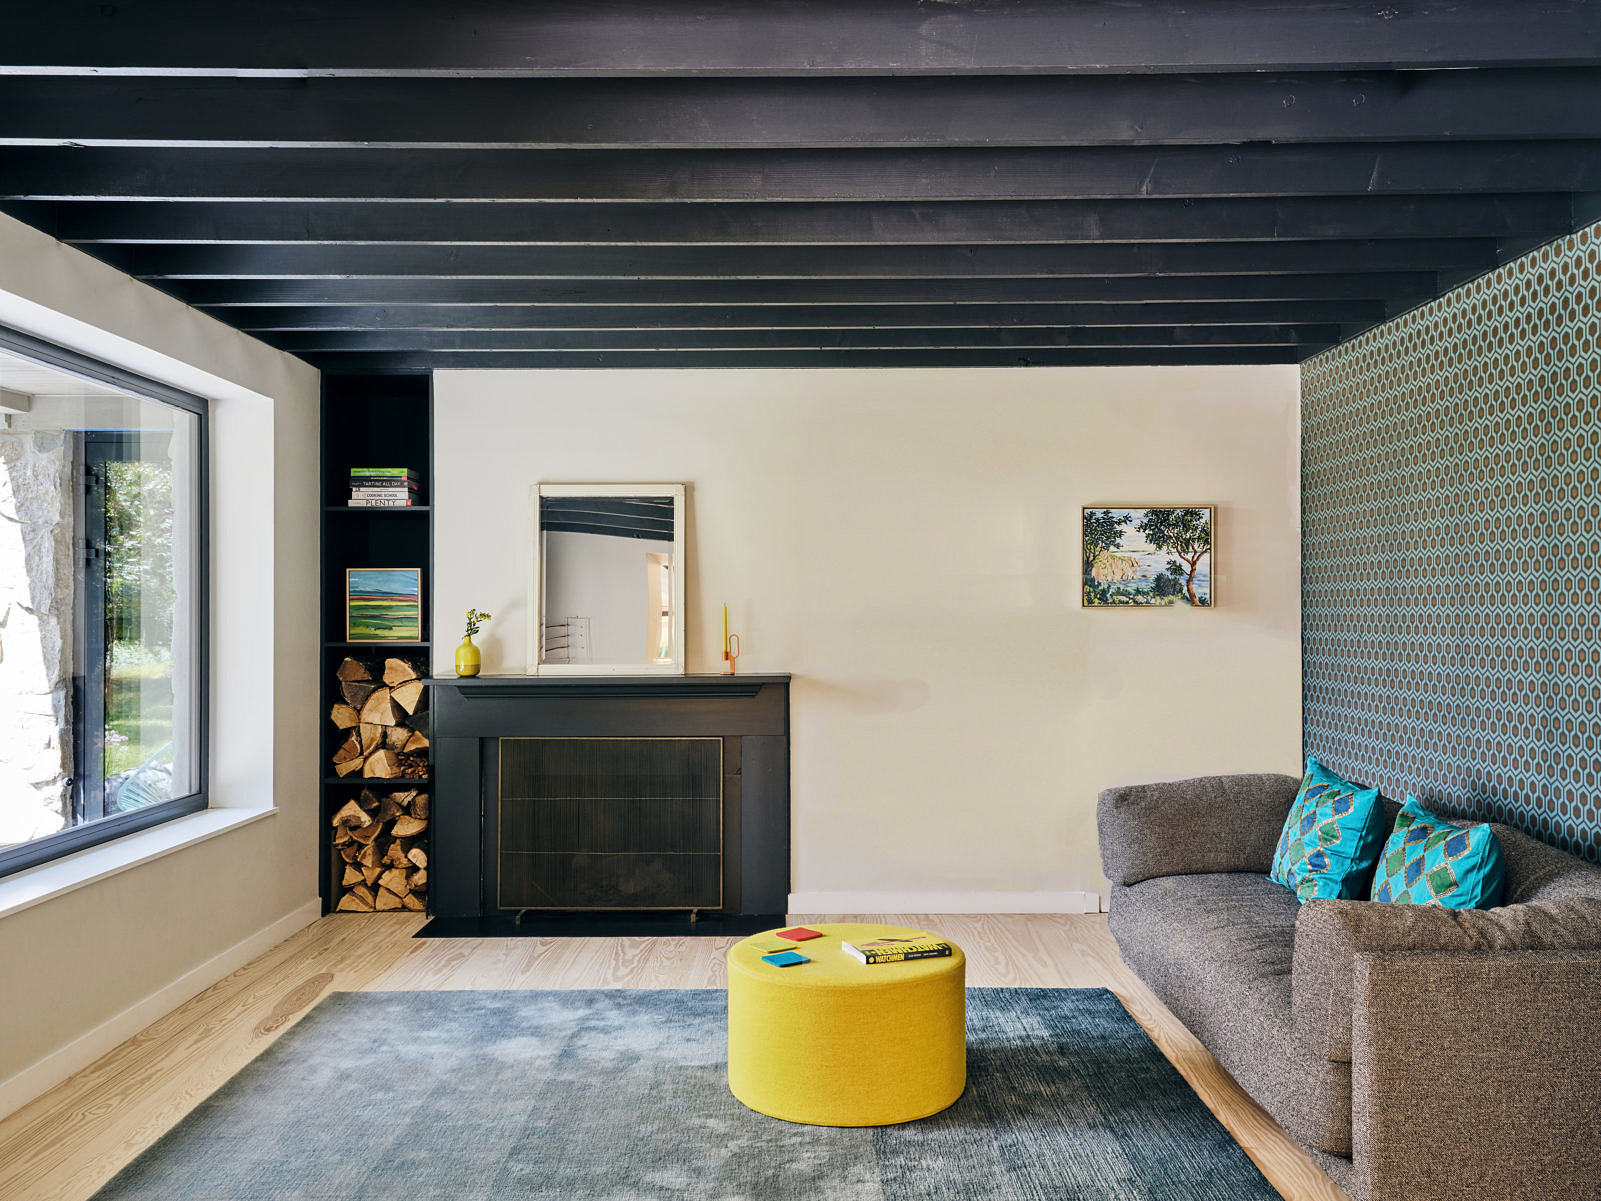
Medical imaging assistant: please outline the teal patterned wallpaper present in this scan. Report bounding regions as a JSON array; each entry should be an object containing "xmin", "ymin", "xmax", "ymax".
[{"xmin": 1302, "ymin": 221, "xmax": 1601, "ymax": 862}]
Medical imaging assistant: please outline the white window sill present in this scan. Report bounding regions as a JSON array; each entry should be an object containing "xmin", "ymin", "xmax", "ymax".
[{"xmin": 0, "ymin": 807, "xmax": 276, "ymax": 922}]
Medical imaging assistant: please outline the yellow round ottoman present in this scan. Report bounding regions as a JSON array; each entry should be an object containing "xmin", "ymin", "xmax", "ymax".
[{"xmin": 726, "ymin": 923, "xmax": 966, "ymax": 1126}]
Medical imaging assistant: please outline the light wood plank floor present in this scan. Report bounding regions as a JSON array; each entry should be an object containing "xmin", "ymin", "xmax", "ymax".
[{"xmin": 0, "ymin": 913, "xmax": 1352, "ymax": 1201}]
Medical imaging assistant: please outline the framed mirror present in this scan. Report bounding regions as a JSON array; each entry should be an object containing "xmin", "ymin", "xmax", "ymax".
[{"xmin": 529, "ymin": 483, "xmax": 686, "ymax": 674}]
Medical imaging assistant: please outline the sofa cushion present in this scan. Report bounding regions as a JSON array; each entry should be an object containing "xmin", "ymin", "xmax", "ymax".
[
  {"xmin": 1098, "ymin": 773, "xmax": 1300, "ymax": 887},
  {"xmin": 1370, "ymin": 797, "xmax": 1505, "ymax": 909},
  {"xmin": 1293, "ymin": 895, "xmax": 1601, "ymax": 1065},
  {"xmin": 1109, "ymin": 874, "xmax": 1355, "ymax": 1154},
  {"xmin": 1269, "ymin": 757, "xmax": 1387, "ymax": 903},
  {"xmin": 1495, "ymin": 823, "xmax": 1601, "ymax": 903}
]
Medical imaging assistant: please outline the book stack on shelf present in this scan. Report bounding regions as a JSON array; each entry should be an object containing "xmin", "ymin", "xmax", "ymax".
[{"xmin": 348, "ymin": 467, "xmax": 421, "ymax": 508}]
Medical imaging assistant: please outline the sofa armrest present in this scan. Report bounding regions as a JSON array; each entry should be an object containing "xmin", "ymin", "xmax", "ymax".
[
  {"xmin": 1096, "ymin": 773, "xmax": 1299, "ymax": 886},
  {"xmin": 1351, "ymin": 950, "xmax": 1601, "ymax": 1201},
  {"xmin": 1294, "ymin": 897, "xmax": 1601, "ymax": 1063}
]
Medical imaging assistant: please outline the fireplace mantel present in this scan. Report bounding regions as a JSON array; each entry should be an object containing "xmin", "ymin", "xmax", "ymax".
[{"xmin": 426, "ymin": 674, "xmax": 790, "ymax": 919}]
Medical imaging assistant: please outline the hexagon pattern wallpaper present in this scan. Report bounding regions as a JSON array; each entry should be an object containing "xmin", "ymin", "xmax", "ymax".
[{"xmin": 1302, "ymin": 220, "xmax": 1601, "ymax": 863}]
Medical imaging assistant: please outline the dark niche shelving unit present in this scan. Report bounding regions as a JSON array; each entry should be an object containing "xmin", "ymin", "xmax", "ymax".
[{"xmin": 319, "ymin": 373, "xmax": 434, "ymax": 914}]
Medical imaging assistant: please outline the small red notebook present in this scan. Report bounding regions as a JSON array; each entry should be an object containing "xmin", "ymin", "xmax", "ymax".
[{"xmin": 776, "ymin": 926, "xmax": 824, "ymax": 942}]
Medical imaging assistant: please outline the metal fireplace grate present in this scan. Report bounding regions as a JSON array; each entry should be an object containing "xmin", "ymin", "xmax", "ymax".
[{"xmin": 497, "ymin": 737, "xmax": 722, "ymax": 911}]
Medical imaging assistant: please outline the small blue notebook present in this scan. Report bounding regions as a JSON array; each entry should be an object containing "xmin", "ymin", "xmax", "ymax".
[{"xmin": 761, "ymin": 951, "xmax": 810, "ymax": 967}]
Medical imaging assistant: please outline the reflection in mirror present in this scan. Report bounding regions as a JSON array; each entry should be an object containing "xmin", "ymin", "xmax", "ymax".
[{"xmin": 536, "ymin": 489, "xmax": 684, "ymax": 673}]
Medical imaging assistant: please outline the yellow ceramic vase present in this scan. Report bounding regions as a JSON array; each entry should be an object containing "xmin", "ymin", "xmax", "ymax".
[{"xmin": 454, "ymin": 634, "xmax": 481, "ymax": 677}]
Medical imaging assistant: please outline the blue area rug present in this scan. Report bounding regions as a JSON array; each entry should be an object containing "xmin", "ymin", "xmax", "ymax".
[{"xmin": 94, "ymin": 988, "xmax": 1278, "ymax": 1200}]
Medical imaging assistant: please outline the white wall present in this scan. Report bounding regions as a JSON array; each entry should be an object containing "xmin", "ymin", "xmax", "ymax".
[
  {"xmin": 435, "ymin": 367, "xmax": 1301, "ymax": 910},
  {"xmin": 0, "ymin": 212, "xmax": 321, "ymax": 1108}
]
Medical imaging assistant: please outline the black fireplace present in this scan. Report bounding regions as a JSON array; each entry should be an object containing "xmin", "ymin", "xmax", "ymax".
[{"xmin": 427, "ymin": 675, "xmax": 790, "ymax": 920}]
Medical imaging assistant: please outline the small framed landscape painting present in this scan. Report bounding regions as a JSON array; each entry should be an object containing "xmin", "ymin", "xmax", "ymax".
[
  {"xmin": 1082, "ymin": 507, "xmax": 1214, "ymax": 608},
  {"xmin": 346, "ymin": 567, "xmax": 423, "ymax": 641}
]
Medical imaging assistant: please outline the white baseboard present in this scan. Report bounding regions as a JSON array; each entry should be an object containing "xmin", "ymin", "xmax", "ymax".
[
  {"xmin": 787, "ymin": 890, "xmax": 1104, "ymax": 915},
  {"xmin": 0, "ymin": 897, "xmax": 321, "ymax": 1121}
]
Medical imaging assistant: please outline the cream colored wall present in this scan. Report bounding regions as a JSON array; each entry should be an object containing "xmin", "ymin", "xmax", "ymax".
[
  {"xmin": 434, "ymin": 367, "xmax": 1302, "ymax": 908},
  {"xmin": 0, "ymin": 213, "xmax": 321, "ymax": 1103}
]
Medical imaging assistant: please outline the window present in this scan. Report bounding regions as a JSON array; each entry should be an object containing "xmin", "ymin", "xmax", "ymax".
[{"xmin": 0, "ymin": 328, "xmax": 206, "ymax": 877}]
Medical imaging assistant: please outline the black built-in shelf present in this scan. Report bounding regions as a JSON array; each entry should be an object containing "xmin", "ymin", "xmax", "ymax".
[{"xmin": 319, "ymin": 373, "xmax": 434, "ymax": 914}]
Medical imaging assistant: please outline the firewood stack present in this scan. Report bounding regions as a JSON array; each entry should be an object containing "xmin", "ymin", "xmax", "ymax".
[
  {"xmin": 331, "ymin": 788, "xmax": 430, "ymax": 911},
  {"xmin": 328, "ymin": 656, "xmax": 429, "ymax": 779}
]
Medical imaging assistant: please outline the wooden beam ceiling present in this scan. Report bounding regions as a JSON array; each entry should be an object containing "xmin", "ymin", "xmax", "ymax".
[{"xmin": 0, "ymin": 1, "xmax": 1594, "ymax": 371}]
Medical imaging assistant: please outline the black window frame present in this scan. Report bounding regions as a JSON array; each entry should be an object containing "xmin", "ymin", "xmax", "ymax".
[{"xmin": 0, "ymin": 325, "xmax": 209, "ymax": 879}]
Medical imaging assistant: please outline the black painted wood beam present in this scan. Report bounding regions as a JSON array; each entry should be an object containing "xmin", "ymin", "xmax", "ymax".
[
  {"xmin": 14, "ymin": 196, "xmax": 1568, "ymax": 246},
  {"xmin": 94, "ymin": 239, "xmax": 1498, "ymax": 281},
  {"xmin": 171, "ymin": 273, "xmax": 1435, "ymax": 307},
  {"xmin": 263, "ymin": 325, "xmax": 1341, "ymax": 353},
  {"xmin": 297, "ymin": 348, "xmax": 1308, "ymax": 370},
  {"xmin": 5, "ymin": 1, "xmax": 1596, "ymax": 76},
  {"xmin": 5, "ymin": 70, "xmax": 1600, "ymax": 148},
  {"xmin": 225, "ymin": 300, "xmax": 1387, "ymax": 332},
  {"xmin": 7, "ymin": 144, "xmax": 1601, "ymax": 202}
]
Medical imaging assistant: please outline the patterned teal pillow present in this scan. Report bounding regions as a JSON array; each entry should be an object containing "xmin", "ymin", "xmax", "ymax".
[
  {"xmin": 1370, "ymin": 797, "xmax": 1505, "ymax": 909},
  {"xmin": 1269, "ymin": 757, "xmax": 1387, "ymax": 903}
]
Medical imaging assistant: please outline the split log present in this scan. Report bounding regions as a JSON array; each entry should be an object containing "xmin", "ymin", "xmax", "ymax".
[
  {"xmin": 332, "ymin": 799, "xmax": 371, "ymax": 830},
  {"xmin": 341, "ymin": 863, "xmax": 363, "ymax": 887},
  {"xmin": 334, "ymin": 757, "xmax": 366, "ymax": 778},
  {"xmin": 384, "ymin": 725, "xmax": 411, "ymax": 752},
  {"xmin": 359, "ymin": 724, "xmax": 386, "ymax": 757},
  {"xmin": 362, "ymin": 862, "xmax": 384, "ymax": 887},
  {"xmin": 378, "ymin": 866, "xmax": 412, "ymax": 896},
  {"xmin": 412, "ymin": 793, "xmax": 430, "ymax": 820},
  {"xmin": 331, "ymin": 733, "xmax": 363, "ymax": 766},
  {"xmin": 336, "ymin": 657, "xmax": 372, "ymax": 682},
  {"xmin": 401, "ymin": 729, "xmax": 430, "ymax": 753},
  {"xmin": 408, "ymin": 846, "xmax": 428, "ymax": 869},
  {"xmin": 330, "ymin": 703, "xmax": 360, "ymax": 730},
  {"xmin": 341, "ymin": 679, "xmax": 377, "ymax": 708},
  {"xmin": 337, "ymin": 883, "xmax": 376, "ymax": 912},
  {"xmin": 340, "ymin": 842, "xmax": 360, "ymax": 863},
  {"xmin": 375, "ymin": 887, "xmax": 405, "ymax": 911},
  {"xmin": 364, "ymin": 749, "xmax": 401, "ymax": 779},
  {"xmin": 356, "ymin": 841, "xmax": 383, "ymax": 872},
  {"xmin": 402, "ymin": 892, "xmax": 426, "ymax": 911},
  {"xmin": 383, "ymin": 657, "xmax": 420, "ymax": 686},
  {"xmin": 391, "ymin": 814, "xmax": 428, "ymax": 838},
  {"xmin": 409, "ymin": 868, "xmax": 428, "ymax": 891},
  {"xmin": 332, "ymin": 825, "xmax": 354, "ymax": 847},
  {"xmin": 385, "ymin": 840, "xmax": 413, "ymax": 869},
  {"xmin": 359, "ymin": 688, "xmax": 404, "ymax": 727},
  {"xmin": 391, "ymin": 679, "xmax": 425, "ymax": 714},
  {"xmin": 376, "ymin": 793, "xmax": 405, "ymax": 823}
]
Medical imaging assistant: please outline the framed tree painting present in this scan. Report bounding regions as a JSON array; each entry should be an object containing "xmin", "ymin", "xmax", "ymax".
[
  {"xmin": 1082, "ymin": 507, "xmax": 1214, "ymax": 608},
  {"xmin": 346, "ymin": 567, "xmax": 423, "ymax": 640}
]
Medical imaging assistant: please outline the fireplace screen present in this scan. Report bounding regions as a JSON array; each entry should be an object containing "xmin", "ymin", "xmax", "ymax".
[{"xmin": 497, "ymin": 737, "xmax": 722, "ymax": 911}]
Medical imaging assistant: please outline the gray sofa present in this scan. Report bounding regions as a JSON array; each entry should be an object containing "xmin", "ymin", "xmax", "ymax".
[{"xmin": 1097, "ymin": 772, "xmax": 1601, "ymax": 1201}]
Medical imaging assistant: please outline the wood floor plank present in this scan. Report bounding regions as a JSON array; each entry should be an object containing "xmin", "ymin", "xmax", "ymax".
[{"xmin": 0, "ymin": 911, "xmax": 1350, "ymax": 1201}]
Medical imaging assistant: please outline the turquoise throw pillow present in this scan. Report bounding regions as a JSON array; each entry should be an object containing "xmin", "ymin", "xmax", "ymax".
[
  {"xmin": 1269, "ymin": 757, "xmax": 1387, "ymax": 903},
  {"xmin": 1370, "ymin": 797, "xmax": 1505, "ymax": 909}
]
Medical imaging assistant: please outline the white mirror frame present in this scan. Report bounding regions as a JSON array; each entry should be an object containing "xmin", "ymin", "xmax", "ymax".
[{"xmin": 528, "ymin": 482, "xmax": 687, "ymax": 675}]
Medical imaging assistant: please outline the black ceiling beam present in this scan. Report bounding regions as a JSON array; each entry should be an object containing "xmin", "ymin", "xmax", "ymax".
[
  {"xmin": 5, "ymin": 1, "xmax": 1596, "ymax": 76},
  {"xmin": 96, "ymin": 239, "xmax": 1498, "ymax": 282},
  {"xmin": 225, "ymin": 300, "xmax": 1387, "ymax": 332},
  {"xmin": 172, "ymin": 273, "xmax": 1434, "ymax": 307},
  {"xmin": 6, "ymin": 70, "xmax": 1601, "ymax": 149},
  {"xmin": 261, "ymin": 325, "xmax": 1340, "ymax": 353},
  {"xmin": 297, "ymin": 347, "xmax": 1306, "ymax": 370},
  {"xmin": 14, "ymin": 196, "xmax": 1569, "ymax": 246},
  {"xmin": 8, "ymin": 144, "xmax": 1601, "ymax": 202}
]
